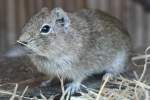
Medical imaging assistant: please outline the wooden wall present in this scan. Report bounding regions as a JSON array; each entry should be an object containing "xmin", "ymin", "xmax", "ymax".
[{"xmin": 0, "ymin": 0, "xmax": 150, "ymax": 53}]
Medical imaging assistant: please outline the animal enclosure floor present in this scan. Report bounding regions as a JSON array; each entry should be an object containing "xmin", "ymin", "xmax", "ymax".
[{"xmin": 0, "ymin": 56, "xmax": 149, "ymax": 99}]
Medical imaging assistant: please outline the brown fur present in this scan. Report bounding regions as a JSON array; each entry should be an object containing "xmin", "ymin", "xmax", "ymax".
[{"xmin": 18, "ymin": 7, "xmax": 131, "ymax": 92}]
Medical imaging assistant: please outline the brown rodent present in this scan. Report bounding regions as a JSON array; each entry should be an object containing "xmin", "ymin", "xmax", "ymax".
[{"xmin": 17, "ymin": 7, "xmax": 131, "ymax": 93}]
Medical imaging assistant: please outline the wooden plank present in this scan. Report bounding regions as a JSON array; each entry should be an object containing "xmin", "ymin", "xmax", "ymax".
[
  {"xmin": 15, "ymin": 0, "xmax": 26, "ymax": 38},
  {"xmin": 6, "ymin": 0, "xmax": 16, "ymax": 46},
  {"xmin": 0, "ymin": 0, "xmax": 7, "ymax": 52}
]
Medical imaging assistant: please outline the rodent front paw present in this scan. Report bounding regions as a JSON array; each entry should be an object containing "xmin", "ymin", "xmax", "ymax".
[{"xmin": 65, "ymin": 82, "xmax": 81, "ymax": 94}]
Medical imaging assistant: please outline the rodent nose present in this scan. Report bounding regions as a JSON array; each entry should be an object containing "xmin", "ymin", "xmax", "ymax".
[{"xmin": 17, "ymin": 41, "xmax": 28, "ymax": 46}]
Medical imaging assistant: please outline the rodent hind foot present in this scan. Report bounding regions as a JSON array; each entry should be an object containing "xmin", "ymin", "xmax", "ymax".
[{"xmin": 102, "ymin": 73, "xmax": 113, "ymax": 81}]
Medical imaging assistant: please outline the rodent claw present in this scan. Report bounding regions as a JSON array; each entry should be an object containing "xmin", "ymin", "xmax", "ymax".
[{"xmin": 65, "ymin": 82, "xmax": 81, "ymax": 94}]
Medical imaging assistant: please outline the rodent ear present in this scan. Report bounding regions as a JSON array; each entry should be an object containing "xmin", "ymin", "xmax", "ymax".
[{"xmin": 51, "ymin": 8, "xmax": 70, "ymax": 32}]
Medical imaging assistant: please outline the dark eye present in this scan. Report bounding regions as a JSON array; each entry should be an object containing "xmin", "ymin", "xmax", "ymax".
[{"xmin": 40, "ymin": 24, "xmax": 51, "ymax": 34}]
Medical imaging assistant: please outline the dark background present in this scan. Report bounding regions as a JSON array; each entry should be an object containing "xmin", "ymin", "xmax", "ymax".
[{"xmin": 0, "ymin": 0, "xmax": 150, "ymax": 54}]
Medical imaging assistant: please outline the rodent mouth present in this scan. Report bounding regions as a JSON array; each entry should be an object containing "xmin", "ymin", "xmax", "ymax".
[
  {"xmin": 16, "ymin": 40, "xmax": 34, "ymax": 55},
  {"xmin": 17, "ymin": 41, "xmax": 50, "ymax": 57}
]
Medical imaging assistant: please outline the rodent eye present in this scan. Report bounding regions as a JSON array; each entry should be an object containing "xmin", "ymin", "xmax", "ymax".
[{"xmin": 40, "ymin": 24, "xmax": 51, "ymax": 35}]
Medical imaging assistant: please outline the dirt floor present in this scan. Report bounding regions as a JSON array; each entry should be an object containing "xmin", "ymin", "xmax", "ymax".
[{"xmin": 0, "ymin": 55, "xmax": 149, "ymax": 99}]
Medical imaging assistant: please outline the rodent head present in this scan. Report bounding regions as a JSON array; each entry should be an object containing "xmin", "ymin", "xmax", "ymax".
[{"xmin": 17, "ymin": 7, "xmax": 81, "ymax": 58}]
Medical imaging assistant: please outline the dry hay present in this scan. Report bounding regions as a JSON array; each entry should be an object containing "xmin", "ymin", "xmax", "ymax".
[{"xmin": 0, "ymin": 46, "xmax": 150, "ymax": 100}]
